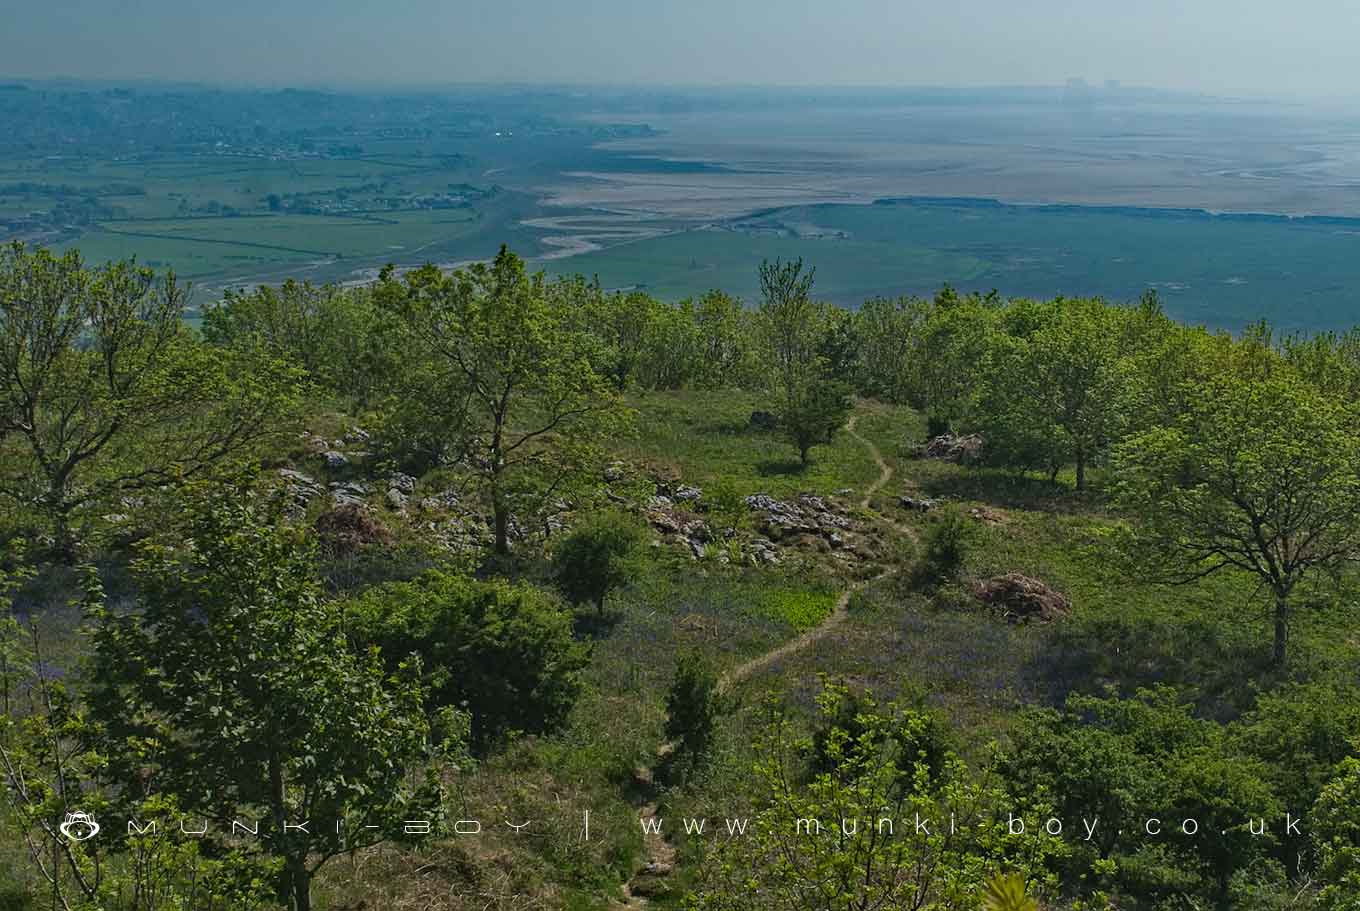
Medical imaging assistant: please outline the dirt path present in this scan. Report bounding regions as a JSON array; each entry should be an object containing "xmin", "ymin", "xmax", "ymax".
[
  {"xmin": 720, "ymin": 414, "xmax": 912, "ymax": 692},
  {"xmin": 617, "ymin": 411, "xmax": 918, "ymax": 908}
]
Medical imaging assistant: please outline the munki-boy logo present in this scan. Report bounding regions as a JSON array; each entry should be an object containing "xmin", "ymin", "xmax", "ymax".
[{"xmin": 58, "ymin": 812, "xmax": 100, "ymax": 842}]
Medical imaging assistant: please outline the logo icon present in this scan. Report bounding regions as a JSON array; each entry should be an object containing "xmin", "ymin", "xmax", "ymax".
[{"xmin": 59, "ymin": 811, "xmax": 100, "ymax": 842}]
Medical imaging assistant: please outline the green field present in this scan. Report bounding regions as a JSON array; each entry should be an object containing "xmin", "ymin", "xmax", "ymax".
[{"xmin": 550, "ymin": 199, "xmax": 1360, "ymax": 331}]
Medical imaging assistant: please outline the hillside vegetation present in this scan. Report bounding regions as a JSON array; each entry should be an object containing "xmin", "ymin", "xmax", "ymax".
[{"xmin": 3, "ymin": 241, "xmax": 1360, "ymax": 911}]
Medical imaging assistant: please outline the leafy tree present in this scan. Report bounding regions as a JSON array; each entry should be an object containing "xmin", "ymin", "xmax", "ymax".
[
  {"xmin": 757, "ymin": 257, "xmax": 821, "ymax": 409},
  {"xmin": 1232, "ymin": 681, "xmax": 1360, "ymax": 829},
  {"xmin": 662, "ymin": 651, "xmax": 724, "ymax": 780},
  {"xmin": 782, "ymin": 379, "xmax": 853, "ymax": 465},
  {"xmin": 1001, "ymin": 688, "xmax": 1283, "ymax": 901},
  {"xmin": 1112, "ymin": 372, "xmax": 1360, "ymax": 666},
  {"xmin": 203, "ymin": 279, "xmax": 397, "ymax": 406},
  {"xmin": 639, "ymin": 297, "xmax": 702, "ymax": 390},
  {"xmin": 89, "ymin": 487, "xmax": 439, "ymax": 911},
  {"xmin": 1, "ymin": 555, "xmax": 269, "ymax": 910},
  {"xmin": 0, "ymin": 243, "xmax": 303, "ymax": 558},
  {"xmin": 692, "ymin": 290, "xmax": 758, "ymax": 389},
  {"xmin": 852, "ymin": 295, "xmax": 927, "ymax": 403},
  {"xmin": 911, "ymin": 505, "xmax": 975, "ymax": 590},
  {"xmin": 595, "ymin": 289, "xmax": 658, "ymax": 391},
  {"xmin": 754, "ymin": 259, "xmax": 851, "ymax": 463},
  {"xmin": 343, "ymin": 570, "xmax": 588, "ymax": 747},
  {"xmin": 1314, "ymin": 755, "xmax": 1360, "ymax": 910},
  {"xmin": 977, "ymin": 298, "xmax": 1131, "ymax": 489},
  {"xmin": 389, "ymin": 247, "xmax": 630, "ymax": 554},
  {"xmin": 909, "ymin": 288, "xmax": 999, "ymax": 429},
  {"xmin": 689, "ymin": 683, "xmax": 1061, "ymax": 911},
  {"xmin": 553, "ymin": 510, "xmax": 645, "ymax": 616}
]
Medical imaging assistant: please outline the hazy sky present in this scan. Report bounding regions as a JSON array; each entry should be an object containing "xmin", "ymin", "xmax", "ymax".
[{"xmin": 3, "ymin": 0, "xmax": 1358, "ymax": 99}]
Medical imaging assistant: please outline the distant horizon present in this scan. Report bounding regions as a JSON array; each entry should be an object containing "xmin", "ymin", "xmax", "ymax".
[
  {"xmin": 7, "ymin": 75, "xmax": 1353, "ymax": 113},
  {"xmin": 4, "ymin": 0, "xmax": 1360, "ymax": 104}
]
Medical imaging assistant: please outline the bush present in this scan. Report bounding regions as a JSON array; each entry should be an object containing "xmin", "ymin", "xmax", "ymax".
[
  {"xmin": 554, "ymin": 511, "xmax": 646, "ymax": 615},
  {"xmin": 809, "ymin": 682, "xmax": 952, "ymax": 790},
  {"xmin": 344, "ymin": 571, "xmax": 589, "ymax": 746},
  {"xmin": 912, "ymin": 505, "xmax": 973, "ymax": 588},
  {"xmin": 663, "ymin": 651, "xmax": 725, "ymax": 781},
  {"xmin": 925, "ymin": 412, "xmax": 951, "ymax": 439},
  {"xmin": 780, "ymin": 379, "xmax": 854, "ymax": 465},
  {"xmin": 1314, "ymin": 755, "xmax": 1360, "ymax": 910}
]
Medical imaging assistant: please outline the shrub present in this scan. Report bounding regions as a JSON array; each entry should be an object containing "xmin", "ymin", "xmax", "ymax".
[
  {"xmin": 554, "ymin": 511, "xmax": 646, "ymax": 616},
  {"xmin": 1314, "ymin": 755, "xmax": 1360, "ymax": 910},
  {"xmin": 912, "ymin": 505, "xmax": 973, "ymax": 588},
  {"xmin": 925, "ymin": 412, "xmax": 951, "ymax": 439},
  {"xmin": 809, "ymin": 682, "xmax": 952, "ymax": 790},
  {"xmin": 343, "ymin": 571, "xmax": 588, "ymax": 746},
  {"xmin": 663, "ymin": 651, "xmax": 725, "ymax": 781}
]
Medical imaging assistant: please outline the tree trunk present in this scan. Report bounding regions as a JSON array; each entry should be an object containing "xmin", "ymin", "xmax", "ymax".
[
  {"xmin": 289, "ymin": 860, "xmax": 311, "ymax": 911},
  {"xmin": 1074, "ymin": 450, "xmax": 1087, "ymax": 491},
  {"xmin": 47, "ymin": 479, "xmax": 77, "ymax": 563},
  {"xmin": 1273, "ymin": 594, "xmax": 1289, "ymax": 667},
  {"xmin": 493, "ymin": 500, "xmax": 510, "ymax": 556}
]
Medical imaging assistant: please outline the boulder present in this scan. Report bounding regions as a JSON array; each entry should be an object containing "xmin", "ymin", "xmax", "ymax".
[
  {"xmin": 328, "ymin": 480, "xmax": 370, "ymax": 508},
  {"xmin": 322, "ymin": 450, "xmax": 349, "ymax": 470},
  {"xmin": 278, "ymin": 469, "xmax": 323, "ymax": 507},
  {"xmin": 387, "ymin": 472, "xmax": 417, "ymax": 494},
  {"xmin": 385, "ymin": 488, "xmax": 409, "ymax": 511},
  {"xmin": 970, "ymin": 574, "xmax": 1070, "ymax": 623},
  {"xmin": 919, "ymin": 433, "xmax": 984, "ymax": 464},
  {"xmin": 673, "ymin": 485, "xmax": 703, "ymax": 503},
  {"xmin": 748, "ymin": 538, "xmax": 781, "ymax": 565},
  {"xmin": 899, "ymin": 495, "xmax": 941, "ymax": 512}
]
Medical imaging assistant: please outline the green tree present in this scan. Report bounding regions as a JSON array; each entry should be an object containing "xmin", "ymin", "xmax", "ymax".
[
  {"xmin": 755, "ymin": 259, "xmax": 850, "ymax": 463},
  {"xmin": 596, "ymin": 289, "xmax": 658, "ymax": 391},
  {"xmin": 89, "ymin": 488, "xmax": 439, "ymax": 911},
  {"xmin": 692, "ymin": 290, "xmax": 758, "ymax": 389},
  {"xmin": 1, "ymin": 555, "xmax": 269, "ymax": 910},
  {"xmin": 390, "ymin": 247, "xmax": 630, "ymax": 555},
  {"xmin": 782, "ymin": 379, "xmax": 853, "ymax": 465},
  {"xmin": 639, "ymin": 298, "xmax": 702, "ymax": 390},
  {"xmin": 757, "ymin": 257, "xmax": 821, "ymax": 410},
  {"xmin": 852, "ymin": 295, "xmax": 927, "ymax": 403},
  {"xmin": 912, "ymin": 505, "xmax": 975, "ymax": 590},
  {"xmin": 343, "ymin": 570, "xmax": 588, "ymax": 747},
  {"xmin": 1314, "ymin": 754, "xmax": 1360, "ymax": 910},
  {"xmin": 203, "ymin": 279, "xmax": 397, "ymax": 406},
  {"xmin": 688, "ymin": 683, "xmax": 1061, "ymax": 911},
  {"xmin": 553, "ymin": 510, "xmax": 645, "ymax": 616},
  {"xmin": 0, "ymin": 243, "xmax": 303, "ymax": 558},
  {"xmin": 1112, "ymin": 372, "xmax": 1360, "ymax": 666},
  {"xmin": 910, "ymin": 288, "xmax": 999, "ymax": 429},
  {"xmin": 978, "ymin": 298, "xmax": 1131, "ymax": 489},
  {"xmin": 1001, "ymin": 688, "xmax": 1281, "ymax": 900},
  {"xmin": 663, "ymin": 651, "xmax": 724, "ymax": 780}
]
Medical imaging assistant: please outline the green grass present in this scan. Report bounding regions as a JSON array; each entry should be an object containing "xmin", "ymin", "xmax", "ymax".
[{"xmin": 617, "ymin": 389, "xmax": 917, "ymax": 500}]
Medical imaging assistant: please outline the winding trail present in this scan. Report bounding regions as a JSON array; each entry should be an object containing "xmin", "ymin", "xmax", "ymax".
[
  {"xmin": 720, "ymin": 415, "xmax": 908, "ymax": 691},
  {"xmin": 618, "ymin": 411, "xmax": 918, "ymax": 908}
]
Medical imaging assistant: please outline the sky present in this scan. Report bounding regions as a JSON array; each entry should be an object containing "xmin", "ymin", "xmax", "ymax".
[{"xmin": 2, "ymin": 0, "xmax": 1358, "ymax": 100}]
